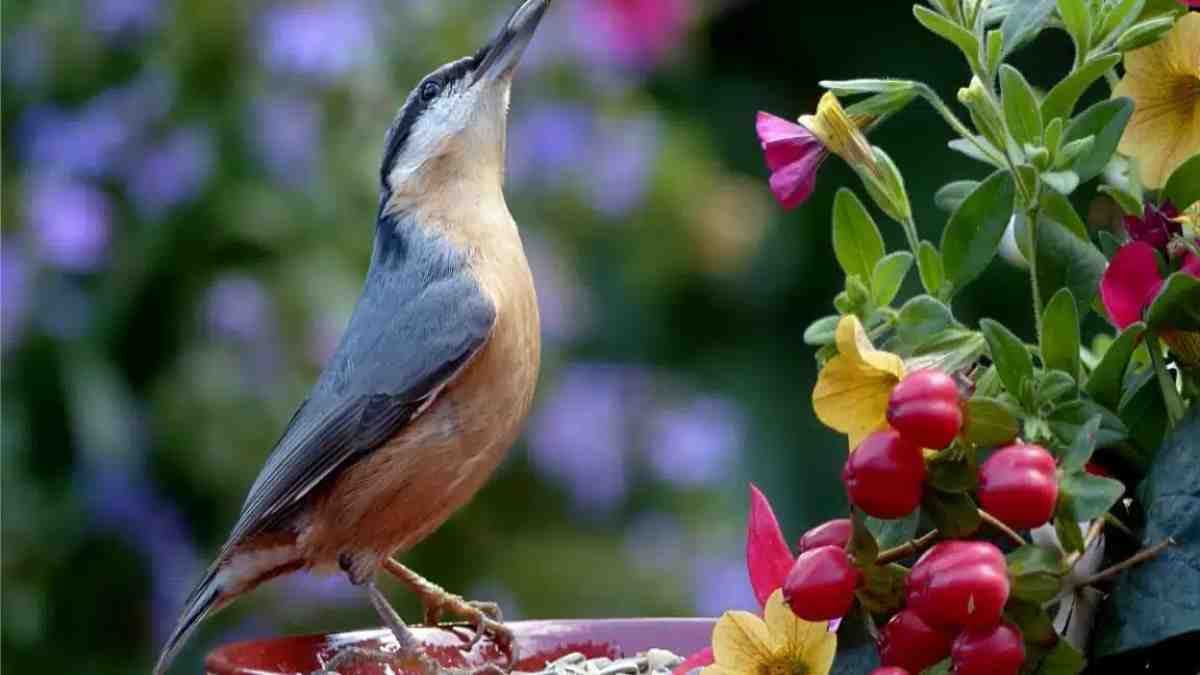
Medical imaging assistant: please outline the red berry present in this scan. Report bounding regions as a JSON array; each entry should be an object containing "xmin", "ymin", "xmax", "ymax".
[
  {"xmin": 878, "ymin": 609, "xmax": 954, "ymax": 673},
  {"xmin": 951, "ymin": 621, "xmax": 1026, "ymax": 675},
  {"xmin": 843, "ymin": 430, "xmax": 926, "ymax": 519},
  {"xmin": 782, "ymin": 545, "xmax": 861, "ymax": 621},
  {"xmin": 1085, "ymin": 461, "xmax": 1111, "ymax": 477},
  {"xmin": 887, "ymin": 369, "xmax": 963, "ymax": 449},
  {"xmin": 870, "ymin": 669, "xmax": 911, "ymax": 675},
  {"xmin": 906, "ymin": 541, "xmax": 1009, "ymax": 630},
  {"xmin": 797, "ymin": 518, "xmax": 852, "ymax": 553},
  {"xmin": 978, "ymin": 444, "xmax": 1059, "ymax": 530}
]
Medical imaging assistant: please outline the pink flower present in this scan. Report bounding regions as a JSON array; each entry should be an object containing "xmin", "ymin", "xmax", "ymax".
[
  {"xmin": 756, "ymin": 111, "xmax": 828, "ymax": 209},
  {"xmin": 674, "ymin": 485, "xmax": 842, "ymax": 674},
  {"xmin": 1123, "ymin": 201, "xmax": 1181, "ymax": 253},
  {"xmin": 1100, "ymin": 241, "xmax": 1200, "ymax": 329},
  {"xmin": 574, "ymin": 0, "xmax": 690, "ymax": 70}
]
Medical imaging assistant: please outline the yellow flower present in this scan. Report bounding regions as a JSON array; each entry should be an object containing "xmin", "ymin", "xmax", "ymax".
[
  {"xmin": 812, "ymin": 315, "xmax": 905, "ymax": 450},
  {"xmin": 701, "ymin": 590, "xmax": 837, "ymax": 675},
  {"xmin": 1112, "ymin": 12, "xmax": 1200, "ymax": 189},
  {"xmin": 799, "ymin": 92, "xmax": 877, "ymax": 174}
]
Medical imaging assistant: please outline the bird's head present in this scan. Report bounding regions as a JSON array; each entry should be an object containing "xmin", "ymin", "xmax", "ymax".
[{"xmin": 379, "ymin": 0, "xmax": 550, "ymax": 212}]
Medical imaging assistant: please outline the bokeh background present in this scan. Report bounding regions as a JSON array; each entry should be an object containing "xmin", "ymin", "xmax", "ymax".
[{"xmin": 2, "ymin": 1, "xmax": 1071, "ymax": 672}]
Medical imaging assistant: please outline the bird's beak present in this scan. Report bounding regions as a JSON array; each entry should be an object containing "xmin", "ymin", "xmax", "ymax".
[{"xmin": 473, "ymin": 0, "xmax": 552, "ymax": 84}]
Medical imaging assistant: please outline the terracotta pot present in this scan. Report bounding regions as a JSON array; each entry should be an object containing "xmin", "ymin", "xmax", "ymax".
[{"xmin": 207, "ymin": 618, "xmax": 716, "ymax": 674}]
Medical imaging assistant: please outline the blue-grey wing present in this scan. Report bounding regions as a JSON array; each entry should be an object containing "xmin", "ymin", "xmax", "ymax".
[{"xmin": 224, "ymin": 218, "xmax": 496, "ymax": 546}]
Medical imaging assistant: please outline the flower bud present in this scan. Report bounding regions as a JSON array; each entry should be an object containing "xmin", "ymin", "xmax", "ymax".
[
  {"xmin": 857, "ymin": 146, "xmax": 912, "ymax": 225},
  {"xmin": 800, "ymin": 92, "xmax": 877, "ymax": 175},
  {"xmin": 958, "ymin": 77, "xmax": 1009, "ymax": 153}
]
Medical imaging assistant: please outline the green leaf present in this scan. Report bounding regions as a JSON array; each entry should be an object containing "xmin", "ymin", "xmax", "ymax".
[
  {"xmin": 1053, "ymin": 511, "xmax": 1086, "ymax": 554},
  {"xmin": 1056, "ymin": 0, "xmax": 1092, "ymax": 53},
  {"xmin": 1034, "ymin": 639, "xmax": 1086, "ymax": 675},
  {"xmin": 1000, "ymin": 65, "xmax": 1043, "ymax": 146},
  {"xmin": 1162, "ymin": 154, "xmax": 1200, "ymax": 210},
  {"xmin": 903, "ymin": 330, "xmax": 988, "ymax": 375},
  {"xmin": 926, "ymin": 447, "xmax": 979, "ymax": 493},
  {"xmin": 1008, "ymin": 544, "xmax": 1066, "ymax": 603},
  {"xmin": 1115, "ymin": 15, "xmax": 1177, "ymax": 50},
  {"xmin": 1041, "ymin": 170, "xmax": 1080, "ymax": 195},
  {"xmin": 1028, "ymin": 215, "xmax": 1107, "ymax": 309},
  {"xmin": 867, "ymin": 510, "xmax": 920, "ymax": 551},
  {"xmin": 1117, "ymin": 368, "xmax": 1168, "ymax": 464},
  {"xmin": 1048, "ymin": 399, "xmax": 1129, "ymax": 448},
  {"xmin": 941, "ymin": 171, "xmax": 1016, "ymax": 294},
  {"xmin": 1041, "ymin": 54, "xmax": 1121, "ymax": 124},
  {"xmin": 849, "ymin": 509, "xmax": 879, "ymax": 565},
  {"xmin": 1006, "ymin": 599, "xmax": 1059, "ymax": 645},
  {"xmin": 913, "ymin": 5, "xmax": 983, "ymax": 73},
  {"xmin": 981, "ymin": 319, "xmax": 1034, "ymax": 405},
  {"xmin": 963, "ymin": 396, "xmax": 1021, "ymax": 448},
  {"xmin": 922, "ymin": 488, "xmax": 981, "ymax": 537},
  {"xmin": 856, "ymin": 563, "xmax": 908, "ymax": 614},
  {"xmin": 1098, "ymin": 184, "xmax": 1144, "ymax": 215},
  {"xmin": 832, "ymin": 189, "xmax": 886, "ymax": 285},
  {"xmin": 985, "ymin": 29, "xmax": 1004, "ymax": 75},
  {"xmin": 1146, "ymin": 272, "xmax": 1200, "ymax": 332},
  {"xmin": 1054, "ymin": 136, "xmax": 1094, "ymax": 170},
  {"xmin": 1001, "ymin": 0, "xmax": 1057, "ymax": 56},
  {"xmin": 1035, "ymin": 369, "xmax": 1079, "ymax": 407},
  {"xmin": 871, "ymin": 252, "xmax": 914, "ymax": 306},
  {"xmin": 1041, "ymin": 288, "xmax": 1081, "ymax": 381},
  {"xmin": 1060, "ymin": 414, "xmax": 1102, "ymax": 472},
  {"xmin": 1098, "ymin": 230, "xmax": 1124, "ymax": 258},
  {"xmin": 895, "ymin": 295, "xmax": 955, "ymax": 348},
  {"xmin": 1039, "ymin": 189, "xmax": 1089, "ymax": 241},
  {"xmin": 1095, "ymin": 406, "xmax": 1200, "ymax": 657},
  {"xmin": 1097, "ymin": 0, "xmax": 1145, "ymax": 42},
  {"xmin": 948, "ymin": 136, "xmax": 1006, "ymax": 168},
  {"xmin": 820, "ymin": 78, "xmax": 920, "ymax": 96},
  {"xmin": 804, "ymin": 315, "xmax": 842, "ymax": 346},
  {"xmin": 1086, "ymin": 322, "xmax": 1146, "ymax": 410},
  {"xmin": 917, "ymin": 241, "xmax": 946, "ymax": 296},
  {"xmin": 1063, "ymin": 98, "xmax": 1134, "ymax": 183},
  {"xmin": 934, "ymin": 180, "xmax": 980, "ymax": 213},
  {"xmin": 1060, "ymin": 471, "xmax": 1125, "ymax": 520}
]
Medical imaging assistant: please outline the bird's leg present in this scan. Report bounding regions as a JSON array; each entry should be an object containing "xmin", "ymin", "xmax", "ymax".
[{"xmin": 382, "ymin": 557, "xmax": 514, "ymax": 659}]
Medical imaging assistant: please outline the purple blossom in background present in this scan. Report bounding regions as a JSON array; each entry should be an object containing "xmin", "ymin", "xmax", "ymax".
[
  {"xmin": 87, "ymin": 0, "xmax": 163, "ymax": 40},
  {"xmin": 248, "ymin": 93, "xmax": 322, "ymax": 186},
  {"xmin": 507, "ymin": 102, "xmax": 593, "ymax": 189},
  {"xmin": 127, "ymin": 126, "xmax": 216, "ymax": 218},
  {"xmin": 204, "ymin": 275, "xmax": 272, "ymax": 343},
  {"xmin": 27, "ymin": 175, "xmax": 113, "ymax": 272},
  {"xmin": 528, "ymin": 363, "xmax": 652, "ymax": 515},
  {"xmin": 257, "ymin": 0, "xmax": 376, "ymax": 83},
  {"xmin": 645, "ymin": 395, "xmax": 743, "ymax": 488},
  {"xmin": 2, "ymin": 240, "xmax": 33, "ymax": 350},
  {"xmin": 523, "ymin": 233, "xmax": 590, "ymax": 344},
  {"xmin": 569, "ymin": 0, "xmax": 690, "ymax": 71},
  {"xmin": 19, "ymin": 73, "xmax": 174, "ymax": 178},
  {"xmin": 78, "ymin": 458, "xmax": 201, "ymax": 642},
  {"xmin": 589, "ymin": 114, "xmax": 657, "ymax": 217},
  {"xmin": 622, "ymin": 511, "xmax": 687, "ymax": 572},
  {"xmin": 690, "ymin": 552, "xmax": 758, "ymax": 616}
]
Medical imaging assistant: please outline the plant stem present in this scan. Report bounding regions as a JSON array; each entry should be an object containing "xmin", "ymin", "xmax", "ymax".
[
  {"xmin": 900, "ymin": 214, "xmax": 922, "ymax": 257},
  {"xmin": 1065, "ymin": 519, "xmax": 1105, "ymax": 569},
  {"xmin": 1146, "ymin": 333, "xmax": 1186, "ymax": 427},
  {"xmin": 913, "ymin": 83, "xmax": 1008, "ymax": 167},
  {"xmin": 877, "ymin": 529, "xmax": 941, "ymax": 565},
  {"xmin": 1022, "ymin": 206, "xmax": 1045, "ymax": 342},
  {"xmin": 1077, "ymin": 539, "xmax": 1174, "ymax": 588},
  {"xmin": 977, "ymin": 508, "xmax": 1028, "ymax": 547},
  {"xmin": 1102, "ymin": 512, "xmax": 1138, "ymax": 541}
]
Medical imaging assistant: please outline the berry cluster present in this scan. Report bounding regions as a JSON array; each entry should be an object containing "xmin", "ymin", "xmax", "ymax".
[{"xmin": 782, "ymin": 368, "xmax": 1070, "ymax": 674}]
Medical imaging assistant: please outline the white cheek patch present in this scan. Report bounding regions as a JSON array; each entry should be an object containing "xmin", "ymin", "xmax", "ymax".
[{"xmin": 388, "ymin": 82, "xmax": 482, "ymax": 185}]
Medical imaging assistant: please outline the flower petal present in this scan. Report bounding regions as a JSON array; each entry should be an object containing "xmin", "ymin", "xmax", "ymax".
[
  {"xmin": 1182, "ymin": 252, "xmax": 1200, "ymax": 278},
  {"xmin": 746, "ymin": 483, "xmax": 795, "ymax": 607},
  {"xmin": 756, "ymin": 111, "xmax": 808, "ymax": 146},
  {"xmin": 710, "ymin": 610, "xmax": 774, "ymax": 671},
  {"xmin": 813, "ymin": 316, "xmax": 903, "ymax": 447},
  {"xmin": 763, "ymin": 590, "xmax": 839, "ymax": 675},
  {"xmin": 835, "ymin": 314, "xmax": 904, "ymax": 377},
  {"xmin": 673, "ymin": 647, "xmax": 714, "ymax": 675},
  {"xmin": 768, "ymin": 152, "xmax": 823, "ymax": 209},
  {"xmin": 1100, "ymin": 242, "xmax": 1166, "ymax": 329}
]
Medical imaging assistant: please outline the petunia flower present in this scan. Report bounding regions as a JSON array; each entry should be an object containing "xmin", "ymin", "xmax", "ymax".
[
  {"xmin": 674, "ymin": 485, "xmax": 838, "ymax": 675},
  {"xmin": 1099, "ymin": 241, "xmax": 1200, "ymax": 330},
  {"xmin": 1123, "ymin": 201, "xmax": 1180, "ymax": 253},
  {"xmin": 700, "ymin": 590, "xmax": 837, "ymax": 675},
  {"xmin": 812, "ymin": 315, "xmax": 906, "ymax": 450},
  {"xmin": 756, "ymin": 93, "xmax": 876, "ymax": 210},
  {"xmin": 1112, "ymin": 13, "xmax": 1200, "ymax": 188}
]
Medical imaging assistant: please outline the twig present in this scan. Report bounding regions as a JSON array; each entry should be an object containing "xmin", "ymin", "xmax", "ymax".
[
  {"xmin": 877, "ymin": 529, "xmax": 940, "ymax": 565},
  {"xmin": 977, "ymin": 508, "xmax": 1027, "ymax": 547},
  {"xmin": 1065, "ymin": 519, "xmax": 1105, "ymax": 569},
  {"xmin": 1077, "ymin": 539, "xmax": 1173, "ymax": 588},
  {"xmin": 1102, "ymin": 513, "xmax": 1138, "ymax": 541}
]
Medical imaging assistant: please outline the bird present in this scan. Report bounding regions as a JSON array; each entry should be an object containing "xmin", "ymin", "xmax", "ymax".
[{"xmin": 153, "ymin": 0, "xmax": 549, "ymax": 672}]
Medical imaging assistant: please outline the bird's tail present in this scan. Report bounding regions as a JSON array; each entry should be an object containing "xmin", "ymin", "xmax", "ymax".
[{"xmin": 152, "ymin": 563, "xmax": 224, "ymax": 675}]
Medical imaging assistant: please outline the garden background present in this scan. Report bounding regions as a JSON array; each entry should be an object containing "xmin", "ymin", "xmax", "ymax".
[{"xmin": 1, "ymin": 1, "xmax": 1084, "ymax": 672}]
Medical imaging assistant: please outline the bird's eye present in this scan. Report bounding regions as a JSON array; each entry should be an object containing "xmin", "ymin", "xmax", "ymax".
[{"xmin": 420, "ymin": 80, "xmax": 442, "ymax": 102}]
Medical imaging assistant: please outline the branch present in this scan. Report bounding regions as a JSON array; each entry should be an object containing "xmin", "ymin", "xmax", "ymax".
[
  {"xmin": 877, "ymin": 529, "xmax": 941, "ymax": 565},
  {"xmin": 1077, "ymin": 539, "xmax": 1174, "ymax": 588},
  {"xmin": 977, "ymin": 508, "xmax": 1027, "ymax": 547}
]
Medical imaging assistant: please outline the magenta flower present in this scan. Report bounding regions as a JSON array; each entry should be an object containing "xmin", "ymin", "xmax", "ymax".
[
  {"xmin": 755, "ymin": 111, "xmax": 827, "ymax": 210},
  {"xmin": 572, "ymin": 0, "xmax": 689, "ymax": 70},
  {"xmin": 1123, "ymin": 201, "xmax": 1180, "ymax": 253},
  {"xmin": 1100, "ymin": 241, "xmax": 1200, "ymax": 329}
]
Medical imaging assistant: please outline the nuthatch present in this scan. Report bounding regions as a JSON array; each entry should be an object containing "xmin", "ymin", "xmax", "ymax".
[{"xmin": 154, "ymin": 1, "xmax": 549, "ymax": 671}]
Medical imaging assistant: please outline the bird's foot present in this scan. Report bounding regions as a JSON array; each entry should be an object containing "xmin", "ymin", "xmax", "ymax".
[
  {"xmin": 315, "ymin": 646, "xmax": 447, "ymax": 675},
  {"xmin": 382, "ymin": 559, "xmax": 516, "ymax": 665}
]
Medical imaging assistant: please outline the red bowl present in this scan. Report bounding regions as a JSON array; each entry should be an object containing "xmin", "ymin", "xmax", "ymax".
[{"xmin": 207, "ymin": 618, "xmax": 716, "ymax": 674}]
